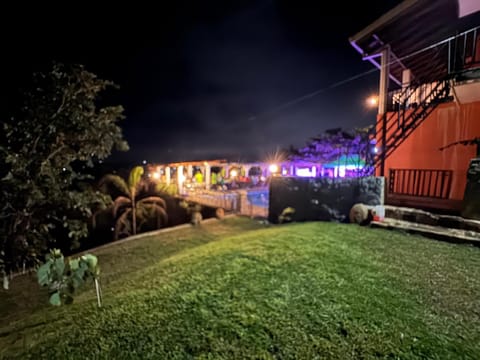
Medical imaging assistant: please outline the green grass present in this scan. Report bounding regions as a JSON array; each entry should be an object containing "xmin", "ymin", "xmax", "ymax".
[{"xmin": 1, "ymin": 217, "xmax": 479, "ymax": 359}]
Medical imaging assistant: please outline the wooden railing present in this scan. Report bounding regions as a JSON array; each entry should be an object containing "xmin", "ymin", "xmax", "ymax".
[{"xmin": 388, "ymin": 169, "xmax": 453, "ymax": 199}]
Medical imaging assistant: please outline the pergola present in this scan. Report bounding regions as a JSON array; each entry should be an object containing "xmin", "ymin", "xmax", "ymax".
[
  {"xmin": 146, "ymin": 160, "xmax": 276, "ymax": 191},
  {"xmin": 145, "ymin": 157, "xmax": 368, "ymax": 192}
]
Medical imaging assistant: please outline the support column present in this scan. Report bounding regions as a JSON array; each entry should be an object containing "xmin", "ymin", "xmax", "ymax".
[
  {"xmin": 378, "ymin": 46, "xmax": 390, "ymax": 115},
  {"xmin": 177, "ymin": 165, "xmax": 184, "ymax": 192},
  {"xmin": 187, "ymin": 164, "xmax": 193, "ymax": 180},
  {"xmin": 243, "ymin": 165, "xmax": 251, "ymax": 178},
  {"xmin": 204, "ymin": 163, "xmax": 211, "ymax": 190},
  {"xmin": 165, "ymin": 166, "xmax": 171, "ymax": 185},
  {"xmin": 402, "ymin": 69, "xmax": 411, "ymax": 107},
  {"xmin": 378, "ymin": 46, "xmax": 390, "ymax": 177},
  {"xmin": 402, "ymin": 69, "xmax": 411, "ymax": 88}
]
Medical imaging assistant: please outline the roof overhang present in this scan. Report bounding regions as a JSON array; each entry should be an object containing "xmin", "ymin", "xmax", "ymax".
[{"xmin": 349, "ymin": 0, "xmax": 479, "ymax": 86}]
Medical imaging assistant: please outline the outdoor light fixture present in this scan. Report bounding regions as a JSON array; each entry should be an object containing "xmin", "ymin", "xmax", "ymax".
[
  {"xmin": 366, "ymin": 95, "xmax": 379, "ymax": 107},
  {"xmin": 269, "ymin": 164, "xmax": 279, "ymax": 173}
]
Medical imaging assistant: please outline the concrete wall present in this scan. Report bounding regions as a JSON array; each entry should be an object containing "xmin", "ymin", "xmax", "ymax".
[{"xmin": 268, "ymin": 176, "xmax": 385, "ymax": 224}]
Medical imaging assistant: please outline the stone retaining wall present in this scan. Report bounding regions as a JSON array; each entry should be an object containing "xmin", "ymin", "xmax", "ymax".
[{"xmin": 268, "ymin": 177, "xmax": 385, "ymax": 224}]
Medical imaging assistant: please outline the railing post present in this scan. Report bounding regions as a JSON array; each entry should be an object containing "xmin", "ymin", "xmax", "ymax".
[
  {"xmin": 389, "ymin": 169, "xmax": 395, "ymax": 193},
  {"xmin": 448, "ymin": 38, "xmax": 451, "ymax": 74},
  {"xmin": 453, "ymin": 31, "xmax": 458, "ymax": 73}
]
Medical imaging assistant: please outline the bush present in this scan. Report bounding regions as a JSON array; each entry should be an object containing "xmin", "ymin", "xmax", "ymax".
[{"xmin": 37, "ymin": 249, "xmax": 100, "ymax": 306}]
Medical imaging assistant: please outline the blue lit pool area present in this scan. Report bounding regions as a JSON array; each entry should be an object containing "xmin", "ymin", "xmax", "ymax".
[{"xmin": 247, "ymin": 190, "xmax": 269, "ymax": 208}]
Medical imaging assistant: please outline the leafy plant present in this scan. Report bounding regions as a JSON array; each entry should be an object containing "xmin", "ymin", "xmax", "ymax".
[
  {"xmin": 156, "ymin": 182, "xmax": 178, "ymax": 196},
  {"xmin": 97, "ymin": 166, "xmax": 168, "ymax": 240},
  {"xmin": 37, "ymin": 248, "xmax": 100, "ymax": 306},
  {"xmin": 278, "ymin": 207, "xmax": 295, "ymax": 224}
]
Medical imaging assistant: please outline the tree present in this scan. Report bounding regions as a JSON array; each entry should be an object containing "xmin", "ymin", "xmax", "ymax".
[
  {"xmin": 439, "ymin": 137, "xmax": 480, "ymax": 157},
  {"xmin": 287, "ymin": 126, "xmax": 375, "ymax": 176},
  {"xmin": 97, "ymin": 166, "xmax": 168, "ymax": 240},
  {"xmin": 0, "ymin": 63, "xmax": 128, "ymax": 278}
]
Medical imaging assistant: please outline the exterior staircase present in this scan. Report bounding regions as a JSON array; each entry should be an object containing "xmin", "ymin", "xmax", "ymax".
[
  {"xmin": 373, "ymin": 25, "xmax": 480, "ymax": 170},
  {"xmin": 374, "ymin": 78, "xmax": 452, "ymax": 168}
]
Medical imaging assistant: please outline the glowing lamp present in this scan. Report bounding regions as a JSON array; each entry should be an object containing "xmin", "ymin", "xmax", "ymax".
[
  {"xmin": 153, "ymin": 172, "xmax": 160, "ymax": 180},
  {"xmin": 269, "ymin": 164, "xmax": 279, "ymax": 173},
  {"xmin": 366, "ymin": 95, "xmax": 379, "ymax": 107},
  {"xmin": 230, "ymin": 169, "xmax": 238, "ymax": 177}
]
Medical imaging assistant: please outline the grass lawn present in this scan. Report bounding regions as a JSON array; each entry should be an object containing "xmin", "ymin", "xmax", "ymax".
[{"xmin": 1, "ymin": 216, "xmax": 479, "ymax": 359}]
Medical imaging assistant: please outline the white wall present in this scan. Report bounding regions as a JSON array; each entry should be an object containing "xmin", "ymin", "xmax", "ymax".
[{"xmin": 458, "ymin": 0, "xmax": 480, "ymax": 17}]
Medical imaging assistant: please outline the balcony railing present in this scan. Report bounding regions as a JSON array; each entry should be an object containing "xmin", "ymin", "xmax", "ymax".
[
  {"xmin": 386, "ymin": 26, "xmax": 479, "ymax": 110},
  {"xmin": 450, "ymin": 26, "xmax": 480, "ymax": 74},
  {"xmin": 388, "ymin": 81, "xmax": 450, "ymax": 110}
]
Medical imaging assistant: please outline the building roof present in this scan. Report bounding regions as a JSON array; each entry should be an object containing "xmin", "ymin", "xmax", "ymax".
[{"xmin": 350, "ymin": 0, "xmax": 480, "ymax": 86}]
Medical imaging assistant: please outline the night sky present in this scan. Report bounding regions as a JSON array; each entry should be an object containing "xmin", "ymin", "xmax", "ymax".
[{"xmin": 2, "ymin": 0, "xmax": 402, "ymax": 164}]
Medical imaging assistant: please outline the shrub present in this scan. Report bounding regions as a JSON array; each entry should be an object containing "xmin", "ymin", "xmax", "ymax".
[{"xmin": 37, "ymin": 249, "xmax": 100, "ymax": 306}]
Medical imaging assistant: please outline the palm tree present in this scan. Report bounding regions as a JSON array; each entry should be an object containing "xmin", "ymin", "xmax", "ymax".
[{"xmin": 97, "ymin": 166, "xmax": 168, "ymax": 240}]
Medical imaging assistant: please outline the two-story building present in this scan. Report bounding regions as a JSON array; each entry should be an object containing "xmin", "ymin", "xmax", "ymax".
[{"xmin": 350, "ymin": 0, "xmax": 480, "ymax": 212}]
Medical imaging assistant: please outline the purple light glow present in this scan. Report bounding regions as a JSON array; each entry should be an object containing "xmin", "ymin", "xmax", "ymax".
[
  {"xmin": 296, "ymin": 168, "xmax": 315, "ymax": 177},
  {"xmin": 285, "ymin": 160, "xmax": 369, "ymax": 179}
]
